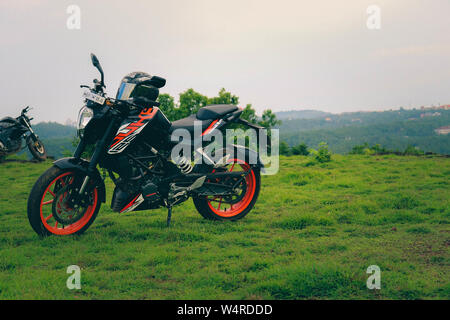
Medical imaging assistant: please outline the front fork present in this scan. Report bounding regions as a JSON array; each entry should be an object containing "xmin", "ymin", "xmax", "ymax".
[
  {"xmin": 22, "ymin": 117, "xmax": 39, "ymax": 142},
  {"xmin": 74, "ymin": 119, "xmax": 117, "ymax": 200}
]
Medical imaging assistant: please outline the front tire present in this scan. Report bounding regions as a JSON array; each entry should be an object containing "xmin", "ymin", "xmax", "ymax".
[
  {"xmin": 26, "ymin": 136, "xmax": 46, "ymax": 161},
  {"xmin": 193, "ymin": 159, "xmax": 261, "ymax": 221},
  {"xmin": 27, "ymin": 166, "xmax": 101, "ymax": 237}
]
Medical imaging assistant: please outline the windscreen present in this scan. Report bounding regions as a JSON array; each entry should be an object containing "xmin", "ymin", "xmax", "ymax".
[{"xmin": 116, "ymin": 82, "xmax": 136, "ymax": 100}]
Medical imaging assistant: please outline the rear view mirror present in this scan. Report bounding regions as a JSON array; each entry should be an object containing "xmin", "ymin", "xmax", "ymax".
[
  {"xmin": 148, "ymin": 76, "xmax": 166, "ymax": 89},
  {"xmin": 90, "ymin": 53, "xmax": 100, "ymax": 67},
  {"xmin": 90, "ymin": 53, "xmax": 105, "ymax": 88}
]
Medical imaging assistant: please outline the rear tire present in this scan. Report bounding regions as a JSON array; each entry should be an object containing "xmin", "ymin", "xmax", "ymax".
[
  {"xmin": 27, "ymin": 166, "xmax": 101, "ymax": 237},
  {"xmin": 27, "ymin": 136, "xmax": 46, "ymax": 161},
  {"xmin": 193, "ymin": 159, "xmax": 261, "ymax": 221}
]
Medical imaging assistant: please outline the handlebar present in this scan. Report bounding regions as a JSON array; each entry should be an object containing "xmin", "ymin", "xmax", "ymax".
[
  {"xmin": 109, "ymin": 98, "xmax": 159, "ymax": 112},
  {"xmin": 80, "ymin": 79, "xmax": 104, "ymax": 92},
  {"xmin": 21, "ymin": 106, "xmax": 31, "ymax": 114}
]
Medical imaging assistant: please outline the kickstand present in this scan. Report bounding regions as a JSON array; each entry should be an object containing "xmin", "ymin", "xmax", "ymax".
[{"xmin": 166, "ymin": 206, "xmax": 172, "ymax": 227}]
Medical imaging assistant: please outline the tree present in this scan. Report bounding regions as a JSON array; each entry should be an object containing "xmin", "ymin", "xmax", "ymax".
[
  {"xmin": 208, "ymin": 88, "xmax": 239, "ymax": 105},
  {"xmin": 178, "ymin": 89, "xmax": 208, "ymax": 118},
  {"xmin": 157, "ymin": 93, "xmax": 178, "ymax": 120},
  {"xmin": 258, "ymin": 109, "xmax": 281, "ymax": 129},
  {"xmin": 239, "ymin": 104, "xmax": 257, "ymax": 124}
]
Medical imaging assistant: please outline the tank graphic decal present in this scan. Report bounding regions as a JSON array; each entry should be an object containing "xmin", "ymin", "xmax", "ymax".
[{"xmin": 108, "ymin": 107, "xmax": 157, "ymax": 154}]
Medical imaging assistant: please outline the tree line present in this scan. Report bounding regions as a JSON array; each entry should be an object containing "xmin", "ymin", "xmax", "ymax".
[
  {"xmin": 157, "ymin": 88, "xmax": 280, "ymax": 129},
  {"xmin": 279, "ymin": 140, "xmax": 435, "ymax": 157}
]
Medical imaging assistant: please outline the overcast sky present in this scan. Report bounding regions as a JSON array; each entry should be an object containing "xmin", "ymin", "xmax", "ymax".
[{"xmin": 1, "ymin": 0, "xmax": 449, "ymax": 123}]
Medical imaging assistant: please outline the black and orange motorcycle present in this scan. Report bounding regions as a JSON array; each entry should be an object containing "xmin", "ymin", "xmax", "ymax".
[{"xmin": 27, "ymin": 54, "xmax": 264, "ymax": 236}]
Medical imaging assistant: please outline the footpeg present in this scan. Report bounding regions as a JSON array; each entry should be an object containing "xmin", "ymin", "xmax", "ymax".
[
  {"xmin": 187, "ymin": 175, "xmax": 206, "ymax": 191},
  {"xmin": 168, "ymin": 175, "xmax": 206, "ymax": 201}
]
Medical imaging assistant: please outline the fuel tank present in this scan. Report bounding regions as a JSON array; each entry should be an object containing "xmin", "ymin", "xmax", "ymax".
[{"xmin": 107, "ymin": 107, "xmax": 171, "ymax": 155}]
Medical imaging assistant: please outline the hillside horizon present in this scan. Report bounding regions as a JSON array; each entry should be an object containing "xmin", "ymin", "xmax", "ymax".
[
  {"xmin": 17, "ymin": 106, "xmax": 450, "ymax": 159},
  {"xmin": 35, "ymin": 104, "xmax": 449, "ymax": 126}
]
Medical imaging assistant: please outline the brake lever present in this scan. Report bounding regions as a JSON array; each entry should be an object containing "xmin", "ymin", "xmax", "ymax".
[{"xmin": 80, "ymin": 85, "xmax": 90, "ymax": 89}]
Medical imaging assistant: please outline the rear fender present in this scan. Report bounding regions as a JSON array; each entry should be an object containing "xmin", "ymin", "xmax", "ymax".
[
  {"xmin": 227, "ymin": 144, "xmax": 265, "ymax": 172},
  {"xmin": 193, "ymin": 145, "xmax": 265, "ymax": 173},
  {"xmin": 53, "ymin": 157, "xmax": 106, "ymax": 203}
]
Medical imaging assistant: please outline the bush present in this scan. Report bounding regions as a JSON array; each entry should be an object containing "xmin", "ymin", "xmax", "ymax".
[
  {"xmin": 291, "ymin": 143, "xmax": 309, "ymax": 156},
  {"xmin": 279, "ymin": 141, "xmax": 292, "ymax": 156},
  {"xmin": 350, "ymin": 143, "xmax": 391, "ymax": 155},
  {"xmin": 350, "ymin": 143, "xmax": 425, "ymax": 156},
  {"xmin": 314, "ymin": 142, "xmax": 332, "ymax": 163},
  {"xmin": 404, "ymin": 145, "xmax": 424, "ymax": 156},
  {"xmin": 278, "ymin": 141, "xmax": 310, "ymax": 156},
  {"xmin": 350, "ymin": 143, "xmax": 368, "ymax": 155}
]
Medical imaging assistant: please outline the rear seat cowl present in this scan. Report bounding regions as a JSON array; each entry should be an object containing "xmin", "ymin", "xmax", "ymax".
[{"xmin": 196, "ymin": 105, "xmax": 238, "ymax": 120}]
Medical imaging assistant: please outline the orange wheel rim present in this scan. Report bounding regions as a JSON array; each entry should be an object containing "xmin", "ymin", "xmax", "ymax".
[
  {"xmin": 207, "ymin": 159, "xmax": 256, "ymax": 218},
  {"xmin": 39, "ymin": 172, "xmax": 98, "ymax": 235}
]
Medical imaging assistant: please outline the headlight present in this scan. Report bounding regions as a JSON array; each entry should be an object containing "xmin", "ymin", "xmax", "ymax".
[{"xmin": 77, "ymin": 106, "xmax": 94, "ymax": 137}]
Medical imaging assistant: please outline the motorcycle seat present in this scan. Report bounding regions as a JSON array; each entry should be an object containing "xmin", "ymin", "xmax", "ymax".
[
  {"xmin": 169, "ymin": 115, "xmax": 213, "ymax": 135},
  {"xmin": 196, "ymin": 104, "xmax": 238, "ymax": 120},
  {"xmin": 0, "ymin": 117, "xmax": 18, "ymax": 124},
  {"xmin": 169, "ymin": 105, "xmax": 239, "ymax": 136}
]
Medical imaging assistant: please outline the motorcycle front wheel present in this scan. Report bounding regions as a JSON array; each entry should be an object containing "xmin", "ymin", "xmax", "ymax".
[
  {"xmin": 27, "ymin": 166, "xmax": 101, "ymax": 237},
  {"xmin": 26, "ymin": 136, "xmax": 47, "ymax": 161}
]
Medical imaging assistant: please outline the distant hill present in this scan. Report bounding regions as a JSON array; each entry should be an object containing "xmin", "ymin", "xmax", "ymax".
[
  {"xmin": 33, "ymin": 122, "xmax": 76, "ymax": 140},
  {"xmin": 279, "ymin": 108, "xmax": 450, "ymax": 154},
  {"xmin": 17, "ymin": 108, "xmax": 450, "ymax": 158},
  {"xmin": 275, "ymin": 110, "xmax": 331, "ymax": 120},
  {"xmin": 35, "ymin": 122, "xmax": 76, "ymax": 159},
  {"xmin": 20, "ymin": 122, "xmax": 77, "ymax": 159}
]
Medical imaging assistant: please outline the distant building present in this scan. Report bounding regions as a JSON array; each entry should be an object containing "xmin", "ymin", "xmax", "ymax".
[
  {"xmin": 435, "ymin": 126, "xmax": 450, "ymax": 135},
  {"xmin": 325, "ymin": 117, "xmax": 332, "ymax": 121},
  {"xmin": 421, "ymin": 112, "xmax": 441, "ymax": 118},
  {"xmin": 418, "ymin": 105, "xmax": 449, "ymax": 111}
]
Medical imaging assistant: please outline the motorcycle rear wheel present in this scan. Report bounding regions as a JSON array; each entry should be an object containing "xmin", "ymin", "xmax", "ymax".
[{"xmin": 193, "ymin": 158, "xmax": 261, "ymax": 221}]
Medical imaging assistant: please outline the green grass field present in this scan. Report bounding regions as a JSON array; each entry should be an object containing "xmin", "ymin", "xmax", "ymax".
[{"xmin": 0, "ymin": 155, "xmax": 449, "ymax": 299}]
